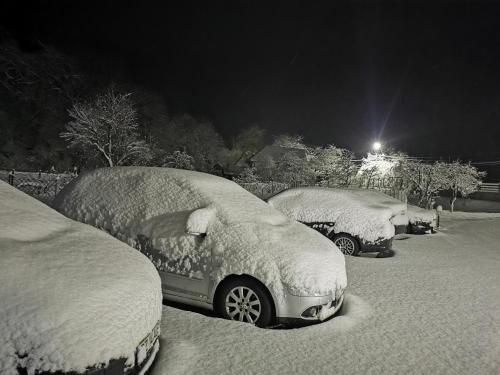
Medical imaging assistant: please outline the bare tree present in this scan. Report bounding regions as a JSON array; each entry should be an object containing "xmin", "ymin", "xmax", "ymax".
[
  {"xmin": 447, "ymin": 161, "xmax": 486, "ymax": 212},
  {"xmin": 61, "ymin": 88, "xmax": 152, "ymax": 167}
]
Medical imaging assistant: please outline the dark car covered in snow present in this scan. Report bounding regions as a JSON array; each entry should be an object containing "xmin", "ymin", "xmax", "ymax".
[{"xmin": 268, "ymin": 187, "xmax": 407, "ymax": 256}]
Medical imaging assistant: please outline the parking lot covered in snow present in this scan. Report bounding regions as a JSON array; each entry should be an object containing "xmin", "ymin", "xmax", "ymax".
[{"xmin": 151, "ymin": 212, "xmax": 500, "ymax": 375}]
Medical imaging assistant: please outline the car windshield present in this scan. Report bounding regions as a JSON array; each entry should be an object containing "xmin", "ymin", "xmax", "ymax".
[{"xmin": 177, "ymin": 172, "xmax": 289, "ymax": 226}]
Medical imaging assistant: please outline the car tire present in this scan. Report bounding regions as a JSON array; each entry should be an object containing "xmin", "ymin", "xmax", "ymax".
[
  {"xmin": 215, "ymin": 277, "xmax": 274, "ymax": 327},
  {"xmin": 332, "ymin": 233, "xmax": 360, "ymax": 256}
]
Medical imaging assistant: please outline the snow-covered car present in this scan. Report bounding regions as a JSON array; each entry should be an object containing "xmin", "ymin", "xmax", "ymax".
[
  {"xmin": 268, "ymin": 187, "xmax": 407, "ymax": 256},
  {"xmin": 0, "ymin": 181, "xmax": 162, "ymax": 375},
  {"xmin": 407, "ymin": 204, "xmax": 437, "ymax": 234},
  {"xmin": 349, "ymin": 189, "xmax": 409, "ymax": 235},
  {"xmin": 54, "ymin": 167, "xmax": 347, "ymax": 327}
]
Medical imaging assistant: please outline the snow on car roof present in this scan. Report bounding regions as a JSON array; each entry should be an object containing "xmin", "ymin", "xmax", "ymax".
[
  {"xmin": 347, "ymin": 189, "xmax": 407, "ymax": 215},
  {"xmin": 55, "ymin": 167, "xmax": 288, "ymax": 229},
  {"xmin": 268, "ymin": 187, "xmax": 399, "ymax": 242},
  {"xmin": 0, "ymin": 181, "xmax": 162, "ymax": 375}
]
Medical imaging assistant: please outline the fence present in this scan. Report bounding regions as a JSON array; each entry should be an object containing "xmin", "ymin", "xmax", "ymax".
[
  {"xmin": 2, "ymin": 168, "xmax": 410, "ymax": 204},
  {"xmin": 0, "ymin": 170, "xmax": 76, "ymax": 203},
  {"xmin": 478, "ymin": 183, "xmax": 500, "ymax": 193},
  {"xmin": 238, "ymin": 176, "xmax": 408, "ymax": 202}
]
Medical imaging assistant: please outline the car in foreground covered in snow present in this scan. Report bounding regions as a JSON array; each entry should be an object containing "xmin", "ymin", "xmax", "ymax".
[
  {"xmin": 54, "ymin": 167, "xmax": 347, "ymax": 327},
  {"xmin": 0, "ymin": 181, "xmax": 162, "ymax": 375},
  {"xmin": 407, "ymin": 204, "xmax": 437, "ymax": 234},
  {"xmin": 268, "ymin": 187, "xmax": 408, "ymax": 256}
]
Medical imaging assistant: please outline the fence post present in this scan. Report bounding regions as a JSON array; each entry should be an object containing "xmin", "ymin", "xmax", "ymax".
[{"xmin": 54, "ymin": 175, "xmax": 60, "ymax": 196}]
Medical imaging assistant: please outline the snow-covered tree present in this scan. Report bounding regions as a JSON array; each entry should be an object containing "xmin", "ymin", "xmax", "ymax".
[
  {"xmin": 275, "ymin": 152, "xmax": 314, "ymax": 185},
  {"xmin": 273, "ymin": 134, "xmax": 308, "ymax": 150},
  {"xmin": 160, "ymin": 114, "xmax": 226, "ymax": 172},
  {"xmin": 162, "ymin": 150, "xmax": 194, "ymax": 170},
  {"xmin": 446, "ymin": 161, "xmax": 486, "ymax": 212},
  {"xmin": 61, "ymin": 88, "xmax": 152, "ymax": 167},
  {"xmin": 358, "ymin": 153, "xmax": 400, "ymax": 179},
  {"xmin": 311, "ymin": 145, "xmax": 356, "ymax": 186},
  {"xmin": 400, "ymin": 161, "xmax": 449, "ymax": 208}
]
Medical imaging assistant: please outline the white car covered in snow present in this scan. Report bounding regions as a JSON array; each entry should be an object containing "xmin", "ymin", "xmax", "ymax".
[
  {"xmin": 268, "ymin": 187, "xmax": 408, "ymax": 256},
  {"xmin": 54, "ymin": 167, "xmax": 347, "ymax": 327},
  {"xmin": 0, "ymin": 182, "xmax": 162, "ymax": 375}
]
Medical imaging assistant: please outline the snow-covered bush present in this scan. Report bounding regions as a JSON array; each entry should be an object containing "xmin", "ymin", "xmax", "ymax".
[
  {"xmin": 234, "ymin": 166, "xmax": 260, "ymax": 183},
  {"xmin": 162, "ymin": 150, "xmax": 194, "ymax": 170}
]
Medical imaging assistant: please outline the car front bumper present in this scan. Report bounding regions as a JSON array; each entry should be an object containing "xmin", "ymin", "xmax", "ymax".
[
  {"xmin": 276, "ymin": 289, "xmax": 344, "ymax": 324},
  {"xmin": 359, "ymin": 236, "xmax": 393, "ymax": 252},
  {"xmin": 410, "ymin": 221, "xmax": 435, "ymax": 234},
  {"xmin": 394, "ymin": 224, "xmax": 408, "ymax": 235}
]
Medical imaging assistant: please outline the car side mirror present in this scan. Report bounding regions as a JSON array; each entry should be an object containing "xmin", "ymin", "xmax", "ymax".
[{"xmin": 186, "ymin": 206, "xmax": 216, "ymax": 236}]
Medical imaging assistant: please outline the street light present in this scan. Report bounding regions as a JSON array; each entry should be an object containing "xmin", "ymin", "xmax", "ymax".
[{"xmin": 372, "ymin": 141, "xmax": 382, "ymax": 152}]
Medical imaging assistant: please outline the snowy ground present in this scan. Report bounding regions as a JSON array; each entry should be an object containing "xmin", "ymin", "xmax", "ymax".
[{"xmin": 150, "ymin": 213, "xmax": 500, "ymax": 375}]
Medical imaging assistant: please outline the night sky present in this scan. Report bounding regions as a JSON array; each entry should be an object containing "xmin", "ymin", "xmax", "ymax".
[{"xmin": 2, "ymin": 1, "xmax": 500, "ymax": 161}]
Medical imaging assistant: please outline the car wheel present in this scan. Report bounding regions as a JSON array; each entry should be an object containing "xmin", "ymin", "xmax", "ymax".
[
  {"xmin": 332, "ymin": 233, "xmax": 360, "ymax": 256},
  {"xmin": 215, "ymin": 277, "xmax": 274, "ymax": 327}
]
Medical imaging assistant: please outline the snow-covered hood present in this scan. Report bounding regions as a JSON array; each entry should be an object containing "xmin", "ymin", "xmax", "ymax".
[
  {"xmin": 209, "ymin": 219, "xmax": 347, "ymax": 299},
  {"xmin": 268, "ymin": 187, "xmax": 398, "ymax": 243},
  {"xmin": 0, "ymin": 182, "xmax": 162, "ymax": 375},
  {"xmin": 352, "ymin": 189, "xmax": 408, "ymax": 227}
]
